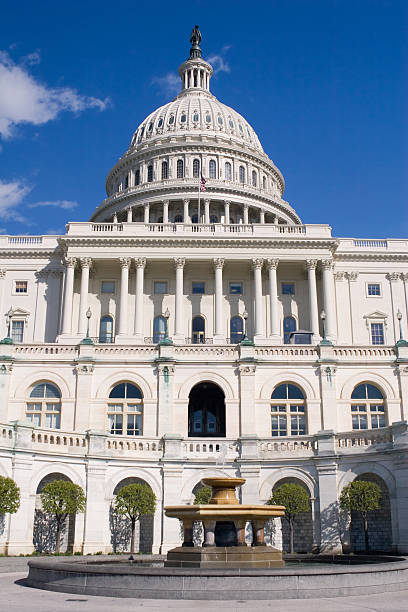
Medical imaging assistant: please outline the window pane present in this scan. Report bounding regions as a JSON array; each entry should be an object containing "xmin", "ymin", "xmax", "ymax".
[
  {"xmin": 30, "ymin": 384, "xmax": 46, "ymax": 398},
  {"xmin": 351, "ymin": 384, "xmax": 366, "ymax": 399},
  {"xmin": 282, "ymin": 283, "xmax": 295, "ymax": 295},
  {"xmin": 229, "ymin": 282, "xmax": 242, "ymax": 294},
  {"xmin": 271, "ymin": 384, "xmax": 287, "ymax": 400},
  {"xmin": 27, "ymin": 402, "xmax": 42, "ymax": 411},
  {"xmin": 287, "ymin": 384, "xmax": 304, "ymax": 399},
  {"xmin": 26, "ymin": 413, "xmax": 41, "ymax": 426},
  {"xmin": 192, "ymin": 282, "xmax": 205, "ymax": 294},
  {"xmin": 109, "ymin": 384, "xmax": 126, "ymax": 399},
  {"xmin": 127, "ymin": 414, "xmax": 142, "ymax": 436},
  {"xmin": 192, "ymin": 316, "xmax": 205, "ymax": 332},
  {"xmin": 291, "ymin": 414, "xmax": 306, "ymax": 435},
  {"xmin": 11, "ymin": 321, "xmax": 24, "ymax": 343},
  {"xmin": 126, "ymin": 384, "xmax": 142, "ymax": 399},
  {"xmin": 45, "ymin": 413, "xmax": 60, "ymax": 428},
  {"xmin": 368, "ymin": 284, "xmax": 381, "ymax": 296},
  {"xmin": 371, "ymin": 323, "xmax": 384, "ymax": 345},
  {"xmin": 225, "ymin": 162, "xmax": 232, "ymax": 180},
  {"xmin": 101, "ymin": 281, "xmax": 115, "ymax": 294},
  {"xmin": 109, "ymin": 414, "xmax": 122, "ymax": 435},
  {"xmin": 15, "ymin": 281, "xmax": 28, "ymax": 293},
  {"xmin": 99, "ymin": 316, "xmax": 113, "ymax": 343},
  {"xmin": 45, "ymin": 384, "xmax": 60, "ymax": 399},
  {"xmin": 193, "ymin": 159, "xmax": 200, "ymax": 178},
  {"xmin": 366, "ymin": 384, "xmax": 383, "ymax": 399},
  {"xmin": 46, "ymin": 403, "xmax": 60, "ymax": 413},
  {"xmin": 154, "ymin": 281, "xmax": 168, "ymax": 294},
  {"xmin": 108, "ymin": 403, "xmax": 123, "ymax": 412}
]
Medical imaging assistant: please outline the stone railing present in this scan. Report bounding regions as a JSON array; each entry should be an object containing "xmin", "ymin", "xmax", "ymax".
[
  {"xmin": 337, "ymin": 237, "xmax": 408, "ymax": 253},
  {"xmin": 13, "ymin": 345, "xmax": 76, "ymax": 358},
  {"xmin": 106, "ymin": 436, "xmax": 162, "ymax": 456},
  {"xmin": 0, "ymin": 235, "xmax": 59, "ymax": 249},
  {"xmin": 254, "ymin": 346, "xmax": 318, "ymax": 360},
  {"xmin": 336, "ymin": 428, "xmax": 393, "ymax": 450},
  {"xmin": 183, "ymin": 439, "xmax": 239, "ymax": 460},
  {"xmin": 332, "ymin": 346, "xmax": 396, "ymax": 361},
  {"xmin": 31, "ymin": 429, "xmax": 87, "ymax": 451},
  {"xmin": 259, "ymin": 436, "xmax": 317, "ymax": 457}
]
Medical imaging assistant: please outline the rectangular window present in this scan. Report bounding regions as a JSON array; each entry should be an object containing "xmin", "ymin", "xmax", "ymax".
[
  {"xmin": 127, "ymin": 413, "xmax": 142, "ymax": 436},
  {"xmin": 229, "ymin": 282, "xmax": 243, "ymax": 295},
  {"xmin": 367, "ymin": 283, "xmax": 381, "ymax": 296},
  {"xmin": 282, "ymin": 283, "xmax": 295, "ymax": 295},
  {"xmin": 371, "ymin": 322, "xmax": 384, "ymax": 345},
  {"xmin": 101, "ymin": 281, "xmax": 115, "ymax": 294},
  {"xmin": 271, "ymin": 413, "xmax": 287, "ymax": 437},
  {"xmin": 11, "ymin": 320, "xmax": 24, "ymax": 343},
  {"xmin": 154, "ymin": 281, "xmax": 168, "ymax": 294},
  {"xmin": 15, "ymin": 281, "xmax": 28, "ymax": 294},
  {"xmin": 192, "ymin": 281, "xmax": 205, "ymax": 294}
]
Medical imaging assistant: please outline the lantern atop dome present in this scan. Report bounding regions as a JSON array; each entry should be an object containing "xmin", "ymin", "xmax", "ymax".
[{"xmin": 178, "ymin": 26, "xmax": 213, "ymax": 93}]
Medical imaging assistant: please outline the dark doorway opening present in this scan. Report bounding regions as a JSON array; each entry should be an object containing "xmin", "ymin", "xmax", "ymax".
[{"xmin": 188, "ymin": 382, "xmax": 226, "ymax": 437}]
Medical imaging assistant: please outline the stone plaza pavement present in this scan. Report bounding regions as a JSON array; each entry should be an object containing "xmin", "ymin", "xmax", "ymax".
[{"xmin": 1, "ymin": 557, "xmax": 408, "ymax": 611}]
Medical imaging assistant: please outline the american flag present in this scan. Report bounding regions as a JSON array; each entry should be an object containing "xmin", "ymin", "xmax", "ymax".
[{"xmin": 200, "ymin": 173, "xmax": 206, "ymax": 192}]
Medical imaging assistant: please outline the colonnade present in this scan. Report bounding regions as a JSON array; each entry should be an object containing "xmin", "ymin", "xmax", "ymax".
[
  {"xmin": 113, "ymin": 199, "xmax": 277, "ymax": 225},
  {"xmin": 60, "ymin": 257, "xmax": 337, "ymax": 344}
]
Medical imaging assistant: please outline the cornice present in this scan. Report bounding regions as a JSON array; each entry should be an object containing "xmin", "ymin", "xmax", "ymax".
[
  {"xmin": 0, "ymin": 248, "xmax": 62, "ymax": 259},
  {"xmin": 334, "ymin": 253, "xmax": 408, "ymax": 262}
]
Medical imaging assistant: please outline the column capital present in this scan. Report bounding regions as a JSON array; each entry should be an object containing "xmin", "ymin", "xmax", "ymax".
[
  {"xmin": 162, "ymin": 199, "xmax": 169, "ymax": 205},
  {"xmin": 251, "ymin": 258, "xmax": 263, "ymax": 270},
  {"xmin": 345, "ymin": 271, "xmax": 359, "ymax": 281},
  {"xmin": 224, "ymin": 200, "xmax": 231, "ymax": 206},
  {"xmin": 401, "ymin": 273, "xmax": 408, "ymax": 282},
  {"xmin": 204, "ymin": 198, "xmax": 210, "ymax": 205},
  {"xmin": 243, "ymin": 203, "xmax": 249, "ymax": 209},
  {"xmin": 266, "ymin": 258, "xmax": 279, "ymax": 270},
  {"xmin": 119, "ymin": 257, "xmax": 132, "ymax": 269},
  {"xmin": 0, "ymin": 269, "xmax": 7, "ymax": 279},
  {"xmin": 321, "ymin": 259, "xmax": 333, "ymax": 270},
  {"xmin": 134, "ymin": 257, "xmax": 146, "ymax": 269},
  {"xmin": 183, "ymin": 198, "xmax": 190, "ymax": 205},
  {"xmin": 334, "ymin": 271, "xmax": 346, "ymax": 281},
  {"xmin": 174, "ymin": 257, "xmax": 185, "ymax": 269},
  {"xmin": 213, "ymin": 257, "xmax": 225, "ymax": 269},
  {"xmin": 386, "ymin": 272, "xmax": 400, "ymax": 282},
  {"xmin": 79, "ymin": 257, "xmax": 92, "ymax": 269},
  {"xmin": 65, "ymin": 257, "xmax": 77, "ymax": 269},
  {"xmin": 305, "ymin": 259, "xmax": 318, "ymax": 270}
]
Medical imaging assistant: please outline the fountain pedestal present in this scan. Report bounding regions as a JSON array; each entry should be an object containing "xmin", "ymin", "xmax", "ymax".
[{"xmin": 164, "ymin": 477, "xmax": 285, "ymax": 568}]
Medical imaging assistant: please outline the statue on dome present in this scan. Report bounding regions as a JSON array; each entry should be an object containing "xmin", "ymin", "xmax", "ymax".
[{"xmin": 189, "ymin": 25, "xmax": 202, "ymax": 58}]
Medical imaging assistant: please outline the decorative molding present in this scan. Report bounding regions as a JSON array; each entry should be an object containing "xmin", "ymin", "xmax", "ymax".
[
  {"xmin": 79, "ymin": 257, "xmax": 92, "ymax": 269},
  {"xmin": 321, "ymin": 259, "xmax": 333, "ymax": 270},
  {"xmin": 134, "ymin": 257, "xmax": 146, "ymax": 269},
  {"xmin": 174, "ymin": 257, "xmax": 186, "ymax": 269},
  {"xmin": 386, "ymin": 272, "xmax": 400, "ymax": 282},
  {"xmin": 157, "ymin": 363, "xmax": 175, "ymax": 375},
  {"xmin": 401, "ymin": 273, "xmax": 408, "ymax": 282},
  {"xmin": 65, "ymin": 257, "xmax": 77, "ymax": 269},
  {"xmin": 0, "ymin": 363, "xmax": 13, "ymax": 374},
  {"xmin": 213, "ymin": 258, "xmax": 225, "ymax": 269},
  {"xmin": 345, "ymin": 271, "xmax": 359, "ymax": 281},
  {"xmin": 266, "ymin": 258, "xmax": 279, "ymax": 270},
  {"xmin": 305, "ymin": 259, "xmax": 318, "ymax": 271},
  {"xmin": 334, "ymin": 271, "xmax": 346, "ymax": 281},
  {"xmin": 0, "ymin": 269, "xmax": 7, "ymax": 279},
  {"xmin": 75, "ymin": 364, "xmax": 94, "ymax": 374},
  {"xmin": 239, "ymin": 364, "xmax": 256, "ymax": 375}
]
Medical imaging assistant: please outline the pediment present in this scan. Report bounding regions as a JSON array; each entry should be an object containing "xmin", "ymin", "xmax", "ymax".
[
  {"xmin": 7, "ymin": 307, "xmax": 30, "ymax": 318},
  {"xmin": 363, "ymin": 310, "xmax": 388, "ymax": 320}
]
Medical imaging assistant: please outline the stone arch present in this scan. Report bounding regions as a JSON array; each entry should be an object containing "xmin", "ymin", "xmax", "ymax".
[
  {"xmin": 109, "ymin": 476, "xmax": 155, "ymax": 554},
  {"xmin": 349, "ymin": 472, "xmax": 393, "ymax": 553},
  {"xmin": 340, "ymin": 372, "xmax": 397, "ymax": 401},
  {"xmin": 181, "ymin": 468, "xmax": 231, "ymax": 503},
  {"xmin": 107, "ymin": 468, "xmax": 162, "ymax": 501},
  {"xmin": 33, "ymin": 471, "xmax": 76, "ymax": 554},
  {"xmin": 259, "ymin": 372, "xmax": 317, "ymax": 401},
  {"xmin": 259, "ymin": 467, "xmax": 317, "ymax": 503},
  {"xmin": 188, "ymin": 381, "xmax": 226, "ymax": 437},
  {"xmin": 95, "ymin": 370, "xmax": 153, "ymax": 400},
  {"xmin": 178, "ymin": 371, "xmax": 235, "ymax": 401},
  {"xmin": 30, "ymin": 462, "xmax": 85, "ymax": 496},
  {"xmin": 14, "ymin": 371, "xmax": 71, "ymax": 399}
]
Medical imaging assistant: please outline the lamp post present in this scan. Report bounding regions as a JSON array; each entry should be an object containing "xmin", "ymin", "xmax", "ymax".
[
  {"xmin": 319, "ymin": 309, "xmax": 332, "ymax": 346},
  {"xmin": 159, "ymin": 307, "xmax": 173, "ymax": 345},
  {"xmin": 0, "ymin": 308, "xmax": 14, "ymax": 345},
  {"xmin": 396, "ymin": 310, "xmax": 408, "ymax": 347},
  {"xmin": 80, "ymin": 307, "xmax": 94, "ymax": 345},
  {"xmin": 240, "ymin": 309, "xmax": 254, "ymax": 346}
]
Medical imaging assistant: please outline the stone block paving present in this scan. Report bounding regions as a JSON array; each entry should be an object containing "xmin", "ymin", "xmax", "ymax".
[{"xmin": 1, "ymin": 556, "xmax": 408, "ymax": 611}]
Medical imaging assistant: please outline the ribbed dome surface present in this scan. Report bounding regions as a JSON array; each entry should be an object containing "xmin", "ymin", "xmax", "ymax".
[{"xmin": 128, "ymin": 90, "xmax": 264, "ymax": 154}]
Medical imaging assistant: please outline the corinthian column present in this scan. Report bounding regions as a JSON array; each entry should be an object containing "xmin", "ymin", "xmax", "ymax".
[
  {"xmin": 134, "ymin": 258, "xmax": 146, "ymax": 341},
  {"xmin": 266, "ymin": 259, "xmax": 280, "ymax": 342},
  {"xmin": 77, "ymin": 258, "xmax": 92, "ymax": 335},
  {"xmin": 174, "ymin": 258, "xmax": 185, "ymax": 342},
  {"xmin": 321, "ymin": 259, "xmax": 337, "ymax": 342},
  {"xmin": 306, "ymin": 259, "xmax": 320, "ymax": 342},
  {"xmin": 118, "ymin": 258, "xmax": 131, "ymax": 338},
  {"xmin": 61, "ymin": 258, "xmax": 76, "ymax": 336},
  {"xmin": 213, "ymin": 258, "xmax": 225, "ymax": 342},
  {"xmin": 252, "ymin": 258, "xmax": 265, "ymax": 340}
]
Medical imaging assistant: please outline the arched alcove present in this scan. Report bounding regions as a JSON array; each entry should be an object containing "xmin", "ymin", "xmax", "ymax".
[
  {"xmin": 110, "ymin": 477, "xmax": 154, "ymax": 553},
  {"xmin": 33, "ymin": 472, "xmax": 75, "ymax": 553},
  {"xmin": 188, "ymin": 382, "xmax": 226, "ymax": 437},
  {"xmin": 272, "ymin": 477, "xmax": 313, "ymax": 553},
  {"xmin": 350, "ymin": 473, "xmax": 392, "ymax": 552}
]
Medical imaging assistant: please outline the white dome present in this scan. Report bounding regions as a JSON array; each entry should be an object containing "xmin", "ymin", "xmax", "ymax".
[{"xmin": 128, "ymin": 89, "xmax": 264, "ymax": 155}]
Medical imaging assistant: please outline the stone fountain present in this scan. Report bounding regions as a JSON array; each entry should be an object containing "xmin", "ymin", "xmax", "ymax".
[{"xmin": 164, "ymin": 476, "xmax": 285, "ymax": 567}]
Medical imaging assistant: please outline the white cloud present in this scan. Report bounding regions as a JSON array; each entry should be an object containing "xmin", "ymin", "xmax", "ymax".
[
  {"xmin": 0, "ymin": 178, "xmax": 31, "ymax": 220},
  {"xmin": 28, "ymin": 200, "xmax": 78, "ymax": 210},
  {"xmin": 207, "ymin": 45, "xmax": 231, "ymax": 75},
  {"xmin": 0, "ymin": 51, "xmax": 111, "ymax": 139},
  {"xmin": 152, "ymin": 72, "xmax": 180, "ymax": 96},
  {"xmin": 44, "ymin": 227, "xmax": 64, "ymax": 235}
]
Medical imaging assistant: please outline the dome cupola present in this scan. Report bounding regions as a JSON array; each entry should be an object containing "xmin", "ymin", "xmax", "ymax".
[{"xmin": 178, "ymin": 25, "xmax": 213, "ymax": 93}]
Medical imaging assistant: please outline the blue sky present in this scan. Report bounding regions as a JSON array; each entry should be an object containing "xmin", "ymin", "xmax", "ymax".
[{"xmin": 0, "ymin": 0, "xmax": 406, "ymax": 238}]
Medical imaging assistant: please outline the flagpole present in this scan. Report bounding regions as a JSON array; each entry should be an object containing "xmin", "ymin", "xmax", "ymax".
[{"xmin": 197, "ymin": 175, "xmax": 201, "ymax": 224}]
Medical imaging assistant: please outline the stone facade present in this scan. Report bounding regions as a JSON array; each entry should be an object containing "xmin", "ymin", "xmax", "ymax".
[{"xmin": 0, "ymin": 30, "xmax": 407, "ymax": 556}]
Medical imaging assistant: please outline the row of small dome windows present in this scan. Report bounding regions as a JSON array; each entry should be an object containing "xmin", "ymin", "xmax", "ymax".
[
  {"xmin": 116, "ymin": 161, "xmax": 267, "ymax": 191},
  {"xmin": 134, "ymin": 115, "xmax": 252, "ymax": 143}
]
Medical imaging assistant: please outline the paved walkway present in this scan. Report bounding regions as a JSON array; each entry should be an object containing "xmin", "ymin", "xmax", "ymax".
[{"xmin": 1, "ymin": 557, "xmax": 407, "ymax": 611}]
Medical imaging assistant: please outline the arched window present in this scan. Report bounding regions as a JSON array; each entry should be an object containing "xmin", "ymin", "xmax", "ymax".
[
  {"xmin": 108, "ymin": 382, "xmax": 143, "ymax": 436},
  {"xmin": 283, "ymin": 316, "xmax": 296, "ymax": 344},
  {"xmin": 177, "ymin": 160, "xmax": 184, "ymax": 178},
  {"xmin": 174, "ymin": 214, "xmax": 183, "ymax": 223},
  {"xmin": 271, "ymin": 383, "xmax": 306, "ymax": 436},
  {"xmin": 239, "ymin": 166, "xmax": 245, "ymax": 184},
  {"xmin": 26, "ymin": 383, "xmax": 61, "ymax": 429},
  {"xmin": 230, "ymin": 316, "xmax": 244, "ymax": 343},
  {"xmin": 99, "ymin": 315, "xmax": 113, "ymax": 343},
  {"xmin": 153, "ymin": 315, "xmax": 167, "ymax": 343},
  {"xmin": 351, "ymin": 383, "xmax": 386, "ymax": 430},
  {"xmin": 161, "ymin": 161, "xmax": 168, "ymax": 180},
  {"xmin": 191, "ymin": 214, "xmax": 199, "ymax": 224},
  {"xmin": 225, "ymin": 162, "xmax": 232, "ymax": 181},
  {"xmin": 124, "ymin": 175, "xmax": 129, "ymax": 189},
  {"xmin": 192, "ymin": 316, "xmax": 205, "ymax": 344},
  {"xmin": 252, "ymin": 170, "xmax": 257, "ymax": 187},
  {"xmin": 193, "ymin": 158, "xmax": 200, "ymax": 178},
  {"xmin": 210, "ymin": 215, "xmax": 219, "ymax": 223},
  {"xmin": 209, "ymin": 160, "xmax": 217, "ymax": 179},
  {"xmin": 262, "ymin": 176, "xmax": 266, "ymax": 189},
  {"xmin": 147, "ymin": 165, "xmax": 153, "ymax": 182},
  {"xmin": 135, "ymin": 169, "xmax": 140, "ymax": 185}
]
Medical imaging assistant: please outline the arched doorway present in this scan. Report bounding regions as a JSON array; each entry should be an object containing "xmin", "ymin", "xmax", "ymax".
[
  {"xmin": 272, "ymin": 477, "xmax": 313, "ymax": 553},
  {"xmin": 188, "ymin": 382, "xmax": 226, "ymax": 437},
  {"xmin": 33, "ymin": 472, "xmax": 75, "ymax": 553},
  {"xmin": 110, "ymin": 477, "xmax": 154, "ymax": 553},
  {"xmin": 350, "ymin": 473, "xmax": 392, "ymax": 552}
]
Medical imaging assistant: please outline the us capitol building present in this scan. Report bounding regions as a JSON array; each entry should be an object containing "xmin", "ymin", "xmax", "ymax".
[{"xmin": 0, "ymin": 28, "xmax": 407, "ymax": 556}]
